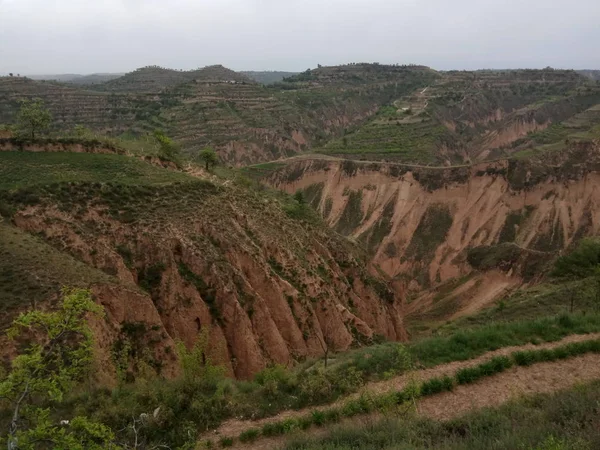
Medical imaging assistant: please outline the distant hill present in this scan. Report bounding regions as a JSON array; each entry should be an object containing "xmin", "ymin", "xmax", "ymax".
[
  {"xmin": 3, "ymin": 63, "xmax": 599, "ymax": 167},
  {"xmin": 578, "ymin": 70, "xmax": 600, "ymax": 81},
  {"xmin": 27, "ymin": 73, "xmax": 124, "ymax": 84},
  {"xmin": 93, "ymin": 65, "xmax": 253, "ymax": 93},
  {"xmin": 240, "ymin": 71, "xmax": 299, "ymax": 85}
]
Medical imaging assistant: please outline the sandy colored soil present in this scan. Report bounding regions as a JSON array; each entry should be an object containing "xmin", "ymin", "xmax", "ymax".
[
  {"xmin": 230, "ymin": 351, "xmax": 600, "ymax": 449},
  {"xmin": 418, "ymin": 352, "xmax": 600, "ymax": 420},
  {"xmin": 206, "ymin": 332, "xmax": 600, "ymax": 442}
]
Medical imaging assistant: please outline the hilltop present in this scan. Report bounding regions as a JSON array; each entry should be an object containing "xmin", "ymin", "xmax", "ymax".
[
  {"xmin": 241, "ymin": 71, "xmax": 300, "ymax": 84},
  {"xmin": 28, "ymin": 72, "xmax": 125, "ymax": 84},
  {"xmin": 91, "ymin": 64, "xmax": 253, "ymax": 92}
]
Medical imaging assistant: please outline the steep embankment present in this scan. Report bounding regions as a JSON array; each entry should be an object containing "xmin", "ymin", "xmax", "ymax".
[
  {"xmin": 0, "ymin": 150, "xmax": 403, "ymax": 381},
  {"xmin": 266, "ymin": 141, "xmax": 600, "ymax": 300}
]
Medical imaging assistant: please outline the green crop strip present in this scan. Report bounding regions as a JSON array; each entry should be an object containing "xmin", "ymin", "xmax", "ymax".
[{"xmin": 215, "ymin": 338, "xmax": 600, "ymax": 448}]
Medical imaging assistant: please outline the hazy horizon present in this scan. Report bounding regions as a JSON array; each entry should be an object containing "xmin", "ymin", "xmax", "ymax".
[{"xmin": 1, "ymin": 0, "xmax": 599, "ymax": 75}]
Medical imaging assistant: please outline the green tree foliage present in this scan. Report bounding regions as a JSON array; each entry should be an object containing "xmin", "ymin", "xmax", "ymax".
[
  {"xmin": 199, "ymin": 147, "xmax": 218, "ymax": 171},
  {"xmin": 152, "ymin": 130, "xmax": 179, "ymax": 163},
  {"xmin": 176, "ymin": 328, "xmax": 225, "ymax": 386},
  {"xmin": 0, "ymin": 288, "xmax": 118, "ymax": 450},
  {"xmin": 552, "ymin": 238, "xmax": 600, "ymax": 279},
  {"xmin": 15, "ymin": 99, "xmax": 52, "ymax": 139},
  {"xmin": 293, "ymin": 190, "xmax": 305, "ymax": 205}
]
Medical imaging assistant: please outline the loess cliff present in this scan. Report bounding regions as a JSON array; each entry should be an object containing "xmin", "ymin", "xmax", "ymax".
[
  {"xmin": 0, "ymin": 150, "xmax": 403, "ymax": 381},
  {"xmin": 265, "ymin": 141, "xmax": 600, "ymax": 307}
]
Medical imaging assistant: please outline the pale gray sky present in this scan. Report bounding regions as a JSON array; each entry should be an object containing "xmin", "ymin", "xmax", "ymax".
[{"xmin": 1, "ymin": 0, "xmax": 599, "ymax": 75}]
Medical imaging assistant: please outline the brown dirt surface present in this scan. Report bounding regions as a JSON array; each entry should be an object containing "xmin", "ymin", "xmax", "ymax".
[
  {"xmin": 418, "ymin": 352, "xmax": 600, "ymax": 420},
  {"xmin": 207, "ymin": 332, "xmax": 600, "ymax": 439},
  {"xmin": 221, "ymin": 343, "xmax": 600, "ymax": 450}
]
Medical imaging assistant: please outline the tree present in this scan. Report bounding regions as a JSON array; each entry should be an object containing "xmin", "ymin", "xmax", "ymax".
[
  {"xmin": 153, "ymin": 130, "xmax": 179, "ymax": 163},
  {"xmin": 8, "ymin": 73, "xmax": 13, "ymax": 77},
  {"xmin": 293, "ymin": 190, "xmax": 305, "ymax": 205},
  {"xmin": 0, "ymin": 288, "xmax": 118, "ymax": 450},
  {"xmin": 317, "ymin": 319, "xmax": 333, "ymax": 368},
  {"xmin": 199, "ymin": 147, "xmax": 218, "ymax": 171},
  {"xmin": 15, "ymin": 99, "xmax": 52, "ymax": 139}
]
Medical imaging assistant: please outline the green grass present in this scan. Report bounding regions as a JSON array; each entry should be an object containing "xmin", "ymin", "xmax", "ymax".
[
  {"xmin": 68, "ymin": 314, "xmax": 600, "ymax": 449},
  {"xmin": 284, "ymin": 380, "xmax": 600, "ymax": 449},
  {"xmin": 229, "ymin": 337, "xmax": 600, "ymax": 446},
  {"xmin": 408, "ymin": 313, "xmax": 600, "ymax": 367},
  {"xmin": 0, "ymin": 223, "xmax": 118, "ymax": 327},
  {"xmin": 436, "ymin": 276, "xmax": 600, "ymax": 335},
  {"xmin": 320, "ymin": 120, "xmax": 448, "ymax": 164},
  {"xmin": 0, "ymin": 151, "xmax": 190, "ymax": 191}
]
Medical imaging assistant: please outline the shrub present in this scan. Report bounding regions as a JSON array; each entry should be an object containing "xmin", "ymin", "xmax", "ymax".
[
  {"xmin": 261, "ymin": 422, "xmax": 284, "ymax": 437},
  {"xmin": 420, "ymin": 376, "xmax": 454, "ymax": 396},
  {"xmin": 254, "ymin": 364, "xmax": 295, "ymax": 400},
  {"xmin": 298, "ymin": 368, "xmax": 332, "ymax": 403},
  {"xmin": 456, "ymin": 366, "xmax": 482, "ymax": 385},
  {"xmin": 239, "ymin": 428, "xmax": 260, "ymax": 443},
  {"xmin": 298, "ymin": 415, "xmax": 313, "ymax": 430},
  {"xmin": 552, "ymin": 238, "xmax": 600, "ymax": 279},
  {"xmin": 219, "ymin": 437, "xmax": 233, "ymax": 448},
  {"xmin": 311, "ymin": 410, "xmax": 326, "ymax": 426},
  {"xmin": 323, "ymin": 407, "xmax": 342, "ymax": 424},
  {"xmin": 513, "ymin": 350, "xmax": 536, "ymax": 366}
]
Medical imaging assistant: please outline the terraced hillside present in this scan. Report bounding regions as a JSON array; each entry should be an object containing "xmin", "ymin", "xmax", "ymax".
[
  {"xmin": 0, "ymin": 148, "xmax": 402, "ymax": 381},
  {"xmin": 2, "ymin": 65, "xmax": 598, "ymax": 167},
  {"xmin": 92, "ymin": 64, "xmax": 251, "ymax": 93},
  {"xmin": 321, "ymin": 69, "xmax": 600, "ymax": 164},
  {"xmin": 0, "ymin": 76, "xmax": 146, "ymax": 134}
]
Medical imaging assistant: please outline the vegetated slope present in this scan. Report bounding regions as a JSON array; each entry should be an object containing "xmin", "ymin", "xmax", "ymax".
[
  {"xmin": 28, "ymin": 73, "xmax": 125, "ymax": 84},
  {"xmin": 159, "ymin": 63, "xmax": 438, "ymax": 165},
  {"xmin": 208, "ymin": 332, "xmax": 600, "ymax": 444},
  {"xmin": 90, "ymin": 64, "xmax": 252, "ymax": 93},
  {"xmin": 0, "ymin": 149, "xmax": 403, "ymax": 380},
  {"xmin": 241, "ymin": 71, "xmax": 300, "ymax": 85},
  {"xmin": 265, "ymin": 139, "xmax": 600, "ymax": 298},
  {"xmin": 321, "ymin": 69, "xmax": 600, "ymax": 165},
  {"xmin": 0, "ymin": 64, "xmax": 438, "ymax": 165},
  {"xmin": 283, "ymin": 378, "xmax": 600, "ymax": 450},
  {"xmin": 3, "ymin": 65, "xmax": 596, "ymax": 167},
  {"xmin": 0, "ymin": 76, "xmax": 153, "ymax": 134},
  {"xmin": 579, "ymin": 69, "xmax": 600, "ymax": 81}
]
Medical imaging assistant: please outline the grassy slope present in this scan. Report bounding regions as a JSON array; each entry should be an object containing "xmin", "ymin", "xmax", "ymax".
[
  {"xmin": 0, "ymin": 151, "xmax": 189, "ymax": 190},
  {"xmin": 430, "ymin": 276, "xmax": 600, "ymax": 338},
  {"xmin": 0, "ymin": 222, "xmax": 117, "ymax": 327},
  {"xmin": 284, "ymin": 379, "xmax": 600, "ymax": 450},
  {"xmin": 0, "ymin": 150, "xmax": 198, "ymax": 325}
]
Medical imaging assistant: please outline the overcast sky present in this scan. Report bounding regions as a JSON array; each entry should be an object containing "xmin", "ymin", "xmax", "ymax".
[{"xmin": 1, "ymin": 0, "xmax": 599, "ymax": 75}]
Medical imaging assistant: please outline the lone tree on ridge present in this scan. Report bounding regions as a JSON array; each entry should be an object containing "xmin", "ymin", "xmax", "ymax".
[
  {"xmin": 16, "ymin": 98, "xmax": 52, "ymax": 139},
  {"xmin": 199, "ymin": 146, "xmax": 218, "ymax": 171}
]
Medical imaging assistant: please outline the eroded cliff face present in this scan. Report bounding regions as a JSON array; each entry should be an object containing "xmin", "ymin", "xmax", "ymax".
[
  {"xmin": 5, "ymin": 180, "xmax": 403, "ymax": 380},
  {"xmin": 266, "ymin": 142, "xmax": 600, "ymax": 295}
]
